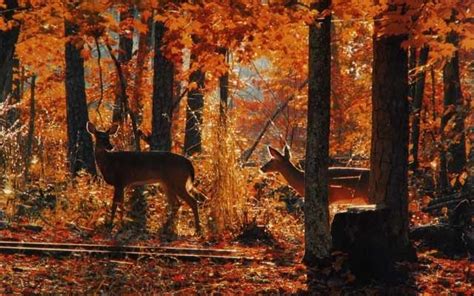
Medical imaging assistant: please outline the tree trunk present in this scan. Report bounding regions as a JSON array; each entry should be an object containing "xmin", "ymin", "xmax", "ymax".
[
  {"xmin": 303, "ymin": 0, "xmax": 332, "ymax": 265},
  {"xmin": 65, "ymin": 20, "xmax": 96, "ymax": 176},
  {"xmin": 130, "ymin": 12, "xmax": 152, "ymax": 129},
  {"xmin": 411, "ymin": 46, "xmax": 429, "ymax": 172},
  {"xmin": 112, "ymin": 7, "xmax": 134, "ymax": 124},
  {"xmin": 151, "ymin": 21, "xmax": 175, "ymax": 151},
  {"xmin": 184, "ymin": 52, "xmax": 205, "ymax": 156},
  {"xmin": 219, "ymin": 49, "xmax": 229, "ymax": 125},
  {"xmin": 369, "ymin": 17, "xmax": 412, "ymax": 259},
  {"xmin": 129, "ymin": 12, "xmax": 152, "ymax": 229},
  {"xmin": 441, "ymin": 32, "xmax": 466, "ymax": 176},
  {"xmin": 0, "ymin": 0, "xmax": 20, "ymax": 103},
  {"xmin": 24, "ymin": 75, "xmax": 36, "ymax": 182}
]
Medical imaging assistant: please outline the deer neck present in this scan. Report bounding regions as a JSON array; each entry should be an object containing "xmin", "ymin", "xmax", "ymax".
[
  {"xmin": 279, "ymin": 162, "xmax": 305, "ymax": 196},
  {"xmin": 93, "ymin": 146, "xmax": 112, "ymax": 172}
]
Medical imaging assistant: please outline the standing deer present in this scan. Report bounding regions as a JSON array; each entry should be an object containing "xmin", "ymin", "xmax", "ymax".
[
  {"xmin": 86, "ymin": 122, "xmax": 205, "ymax": 234},
  {"xmin": 261, "ymin": 146, "xmax": 370, "ymax": 204}
]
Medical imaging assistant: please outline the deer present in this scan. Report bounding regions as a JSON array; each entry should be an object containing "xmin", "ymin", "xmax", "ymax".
[
  {"xmin": 260, "ymin": 146, "xmax": 370, "ymax": 204},
  {"xmin": 86, "ymin": 122, "xmax": 206, "ymax": 234}
]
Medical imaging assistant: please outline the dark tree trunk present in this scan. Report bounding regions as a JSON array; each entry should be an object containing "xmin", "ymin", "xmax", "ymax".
[
  {"xmin": 303, "ymin": 0, "xmax": 332, "ymax": 265},
  {"xmin": 411, "ymin": 46, "xmax": 429, "ymax": 172},
  {"xmin": 151, "ymin": 21, "xmax": 175, "ymax": 151},
  {"xmin": 441, "ymin": 32, "xmax": 466, "ymax": 176},
  {"xmin": 0, "ymin": 0, "xmax": 20, "ymax": 103},
  {"xmin": 5, "ymin": 58, "xmax": 21, "ymax": 127},
  {"xmin": 369, "ymin": 19, "xmax": 412, "ymax": 259},
  {"xmin": 112, "ymin": 7, "xmax": 134, "ymax": 124},
  {"xmin": 184, "ymin": 50, "xmax": 205, "ymax": 156},
  {"xmin": 65, "ymin": 21, "xmax": 96, "ymax": 176},
  {"xmin": 24, "ymin": 75, "xmax": 36, "ymax": 182},
  {"xmin": 219, "ymin": 48, "xmax": 229, "ymax": 124}
]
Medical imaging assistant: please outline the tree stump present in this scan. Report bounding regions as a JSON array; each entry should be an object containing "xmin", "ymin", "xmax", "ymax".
[{"xmin": 331, "ymin": 205, "xmax": 413, "ymax": 281}]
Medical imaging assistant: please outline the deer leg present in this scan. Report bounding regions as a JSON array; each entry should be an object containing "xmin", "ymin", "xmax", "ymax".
[
  {"xmin": 177, "ymin": 188, "xmax": 201, "ymax": 234},
  {"xmin": 163, "ymin": 190, "xmax": 180, "ymax": 234},
  {"xmin": 110, "ymin": 186, "xmax": 124, "ymax": 226}
]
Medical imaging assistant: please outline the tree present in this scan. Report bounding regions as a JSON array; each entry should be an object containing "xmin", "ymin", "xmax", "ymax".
[
  {"xmin": 64, "ymin": 19, "xmax": 96, "ymax": 175},
  {"xmin": 112, "ymin": 5, "xmax": 134, "ymax": 124},
  {"xmin": 150, "ymin": 21, "xmax": 175, "ymax": 151},
  {"xmin": 184, "ymin": 50, "xmax": 205, "ymax": 156},
  {"xmin": 303, "ymin": 0, "xmax": 332, "ymax": 265},
  {"xmin": 440, "ymin": 31, "xmax": 466, "ymax": 178},
  {"xmin": 410, "ymin": 46, "xmax": 429, "ymax": 172},
  {"xmin": 0, "ymin": 0, "xmax": 20, "ymax": 103},
  {"xmin": 368, "ymin": 6, "xmax": 412, "ymax": 258}
]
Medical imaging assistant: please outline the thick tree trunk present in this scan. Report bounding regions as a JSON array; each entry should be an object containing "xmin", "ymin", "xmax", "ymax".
[
  {"xmin": 0, "ymin": 0, "xmax": 20, "ymax": 103},
  {"xmin": 303, "ymin": 0, "xmax": 332, "ymax": 265},
  {"xmin": 151, "ymin": 21, "xmax": 175, "ymax": 151},
  {"xmin": 369, "ymin": 20, "xmax": 412, "ymax": 258},
  {"xmin": 441, "ymin": 33, "xmax": 466, "ymax": 176},
  {"xmin": 112, "ymin": 7, "xmax": 134, "ymax": 124},
  {"xmin": 65, "ymin": 21, "xmax": 96, "ymax": 176},
  {"xmin": 411, "ymin": 46, "xmax": 429, "ymax": 172}
]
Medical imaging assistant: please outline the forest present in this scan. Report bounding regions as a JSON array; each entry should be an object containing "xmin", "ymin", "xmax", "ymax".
[{"xmin": 0, "ymin": 0, "xmax": 472, "ymax": 294}]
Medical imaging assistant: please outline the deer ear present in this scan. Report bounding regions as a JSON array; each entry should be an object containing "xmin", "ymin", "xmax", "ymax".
[
  {"xmin": 283, "ymin": 145, "xmax": 291, "ymax": 160},
  {"xmin": 268, "ymin": 146, "xmax": 283, "ymax": 159},
  {"xmin": 86, "ymin": 122, "xmax": 96, "ymax": 134},
  {"xmin": 108, "ymin": 124, "xmax": 119, "ymax": 135}
]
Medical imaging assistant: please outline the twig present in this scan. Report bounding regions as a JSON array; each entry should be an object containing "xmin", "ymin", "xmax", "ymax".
[{"xmin": 241, "ymin": 78, "xmax": 308, "ymax": 162}]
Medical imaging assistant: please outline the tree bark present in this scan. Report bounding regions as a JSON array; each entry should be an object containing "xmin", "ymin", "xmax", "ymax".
[
  {"xmin": 441, "ymin": 32, "xmax": 466, "ymax": 175},
  {"xmin": 151, "ymin": 21, "xmax": 175, "ymax": 151},
  {"xmin": 65, "ymin": 20, "xmax": 96, "ymax": 176},
  {"xmin": 369, "ymin": 16, "xmax": 412, "ymax": 258},
  {"xmin": 112, "ymin": 7, "xmax": 134, "ymax": 124},
  {"xmin": 184, "ymin": 49, "xmax": 205, "ymax": 156},
  {"xmin": 303, "ymin": 0, "xmax": 332, "ymax": 265},
  {"xmin": 410, "ymin": 46, "xmax": 429, "ymax": 172},
  {"xmin": 0, "ymin": 0, "xmax": 20, "ymax": 103}
]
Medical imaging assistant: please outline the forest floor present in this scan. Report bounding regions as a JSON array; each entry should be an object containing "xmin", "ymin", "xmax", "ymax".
[{"xmin": 0, "ymin": 220, "xmax": 472, "ymax": 294}]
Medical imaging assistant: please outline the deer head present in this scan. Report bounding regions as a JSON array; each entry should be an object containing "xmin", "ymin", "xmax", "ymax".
[
  {"xmin": 260, "ymin": 145, "xmax": 293, "ymax": 173},
  {"xmin": 86, "ymin": 122, "xmax": 119, "ymax": 151}
]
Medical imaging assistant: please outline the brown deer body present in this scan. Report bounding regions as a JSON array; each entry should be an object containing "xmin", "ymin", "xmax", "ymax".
[
  {"xmin": 261, "ymin": 146, "xmax": 369, "ymax": 204},
  {"xmin": 87, "ymin": 122, "xmax": 204, "ymax": 234}
]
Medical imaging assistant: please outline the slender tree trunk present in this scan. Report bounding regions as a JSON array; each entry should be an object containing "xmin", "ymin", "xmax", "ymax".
[
  {"xmin": 411, "ymin": 46, "xmax": 429, "ymax": 172},
  {"xmin": 112, "ymin": 7, "xmax": 134, "ymax": 124},
  {"xmin": 184, "ymin": 47, "xmax": 205, "ymax": 156},
  {"xmin": 0, "ymin": 0, "xmax": 20, "ymax": 103},
  {"xmin": 219, "ymin": 48, "xmax": 229, "ymax": 124},
  {"xmin": 441, "ymin": 32, "xmax": 466, "ymax": 176},
  {"xmin": 24, "ymin": 75, "xmax": 36, "ymax": 182},
  {"xmin": 151, "ymin": 21, "xmax": 175, "ymax": 151},
  {"xmin": 129, "ymin": 11, "xmax": 152, "ymax": 228},
  {"xmin": 131, "ymin": 12, "xmax": 152, "ymax": 128},
  {"xmin": 65, "ymin": 20, "xmax": 96, "ymax": 176},
  {"xmin": 369, "ymin": 16, "xmax": 412, "ymax": 258},
  {"xmin": 303, "ymin": 0, "xmax": 332, "ymax": 265}
]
